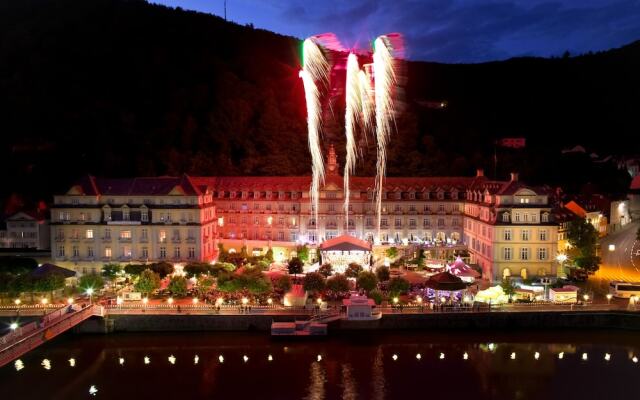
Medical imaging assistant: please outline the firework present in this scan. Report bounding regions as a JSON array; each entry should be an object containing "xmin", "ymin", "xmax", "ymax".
[
  {"xmin": 300, "ymin": 38, "xmax": 330, "ymax": 225},
  {"xmin": 373, "ymin": 35, "xmax": 398, "ymax": 238},
  {"xmin": 343, "ymin": 52, "xmax": 361, "ymax": 224}
]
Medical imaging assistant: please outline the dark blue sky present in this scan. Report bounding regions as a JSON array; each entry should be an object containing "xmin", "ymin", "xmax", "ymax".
[{"xmin": 152, "ymin": 0, "xmax": 640, "ymax": 63}]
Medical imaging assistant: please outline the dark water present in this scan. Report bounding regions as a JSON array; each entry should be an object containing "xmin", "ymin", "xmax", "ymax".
[{"xmin": 1, "ymin": 330, "xmax": 639, "ymax": 400}]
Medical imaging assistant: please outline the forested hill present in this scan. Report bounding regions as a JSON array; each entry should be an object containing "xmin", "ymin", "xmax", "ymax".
[{"xmin": 0, "ymin": 0, "xmax": 636, "ymax": 210}]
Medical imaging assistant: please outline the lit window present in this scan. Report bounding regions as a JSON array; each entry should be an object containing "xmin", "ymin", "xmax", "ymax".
[{"xmin": 86, "ymin": 229, "xmax": 94, "ymax": 239}]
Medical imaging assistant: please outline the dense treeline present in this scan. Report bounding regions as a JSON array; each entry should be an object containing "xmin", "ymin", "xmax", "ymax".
[{"xmin": 0, "ymin": 0, "xmax": 636, "ymax": 211}]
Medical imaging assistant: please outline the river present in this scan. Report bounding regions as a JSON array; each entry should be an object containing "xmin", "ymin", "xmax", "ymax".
[{"xmin": 1, "ymin": 330, "xmax": 638, "ymax": 399}]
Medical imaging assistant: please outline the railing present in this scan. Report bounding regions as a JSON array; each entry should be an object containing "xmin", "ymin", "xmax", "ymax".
[{"xmin": 0, "ymin": 305, "xmax": 102, "ymax": 368}]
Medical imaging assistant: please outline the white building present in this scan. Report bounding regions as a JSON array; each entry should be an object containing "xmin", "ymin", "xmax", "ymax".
[{"xmin": 0, "ymin": 211, "xmax": 50, "ymax": 250}]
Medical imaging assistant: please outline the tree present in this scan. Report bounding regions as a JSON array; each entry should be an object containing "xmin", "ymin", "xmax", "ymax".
[
  {"xmin": 388, "ymin": 277, "xmax": 410, "ymax": 296},
  {"xmin": 102, "ymin": 263, "xmax": 122, "ymax": 279},
  {"xmin": 416, "ymin": 249, "xmax": 426, "ymax": 268},
  {"xmin": 124, "ymin": 264, "xmax": 147, "ymax": 276},
  {"xmin": 217, "ymin": 267, "xmax": 272, "ymax": 295},
  {"xmin": 198, "ymin": 275, "xmax": 215, "ymax": 290},
  {"xmin": 356, "ymin": 271, "xmax": 378, "ymax": 293},
  {"xmin": 318, "ymin": 263, "xmax": 333, "ymax": 278},
  {"xmin": 168, "ymin": 276, "xmax": 188, "ymax": 297},
  {"xmin": 217, "ymin": 243, "xmax": 228, "ymax": 262},
  {"xmin": 326, "ymin": 273, "xmax": 350, "ymax": 293},
  {"xmin": 386, "ymin": 247, "xmax": 398, "ymax": 259},
  {"xmin": 376, "ymin": 266, "xmax": 390, "ymax": 282},
  {"xmin": 288, "ymin": 257, "xmax": 304, "ymax": 275},
  {"xmin": 296, "ymin": 245, "xmax": 309, "ymax": 263},
  {"xmin": 240, "ymin": 245, "xmax": 249, "ymax": 259},
  {"xmin": 150, "ymin": 262, "xmax": 174, "ymax": 278},
  {"xmin": 345, "ymin": 263, "xmax": 363, "ymax": 278},
  {"xmin": 184, "ymin": 262, "xmax": 209, "ymax": 278},
  {"xmin": 265, "ymin": 248, "xmax": 274, "ymax": 262},
  {"xmin": 79, "ymin": 273, "xmax": 104, "ymax": 292},
  {"xmin": 567, "ymin": 218, "xmax": 601, "ymax": 273},
  {"xmin": 33, "ymin": 273, "xmax": 65, "ymax": 301},
  {"xmin": 135, "ymin": 269, "xmax": 161, "ymax": 296},
  {"xmin": 501, "ymin": 278, "xmax": 516, "ymax": 297},
  {"xmin": 303, "ymin": 272, "xmax": 326, "ymax": 294},
  {"xmin": 273, "ymin": 274, "xmax": 292, "ymax": 293}
]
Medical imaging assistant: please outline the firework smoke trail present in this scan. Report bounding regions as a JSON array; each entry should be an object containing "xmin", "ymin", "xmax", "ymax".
[
  {"xmin": 300, "ymin": 38, "xmax": 330, "ymax": 226},
  {"xmin": 373, "ymin": 36, "xmax": 397, "ymax": 239},
  {"xmin": 343, "ymin": 53, "xmax": 362, "ymax": 226}
]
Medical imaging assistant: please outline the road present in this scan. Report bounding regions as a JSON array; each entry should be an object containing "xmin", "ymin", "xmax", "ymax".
[{"xmin": 589, "ymin": 221, "xmax": 640, "ymax": 294}]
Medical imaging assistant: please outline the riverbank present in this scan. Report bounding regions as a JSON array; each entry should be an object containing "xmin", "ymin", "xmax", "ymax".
[{"xmin": 67, "ymin": 310, "xmax": 640, "ymax": 334}]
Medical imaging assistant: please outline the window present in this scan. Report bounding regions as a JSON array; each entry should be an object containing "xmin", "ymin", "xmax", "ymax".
[
  {"xmin": 160, "ymin": 247, "xmax": 166, "ymax": 259},
  {"xmin": 381, "ymin": 218, "xmax": 388, "ymax": 228},
  {"xmin": 503, "ymin": 247, "xmax": 512, "ymax": 260},
  {"xmin": 395, "ymin": 218, "xmax": 402, "ymax": 228},
  {"xmin": 409, "ymin": 219, "xmax": 416, "ymax": 228},
  {"xmin": 58, "ymin": 245, "xmax": 65, "ymax": 257},
  {"xmin": 394, "ymin": 204, "xmax": 401, "ymax": 212},
  {"xmin": 452, "ymin": 218, "xmax": 459, "ymax": 227},
  {"xmin": 328, "ymin": 204, "xmax": 335, "ymax": 212},
  {"xmin": 79, "ymin": 212, "xmax": 86, "ymax": 221},
  {"xmin": 87, "ymin": 247, "xmax": 94, "ymax": 257},
  {"xmin": 514, "ymin": 213, "xmax": 521, "ymax": 222},
  {"xmin": 539, "ymin": 230, "xmax": 547, "ymax": 241},
  {"xmin": 141, "ymin": 210, "xmax": 148, "ymax": 222},
  {"xmin": 538, "ymin": 248, "xmax": 547, "ymax": 260},
  {"xmin": 104, "ymin": 228, "xmax": 111, "ymax": 239},
  {"xmin": 438, "ymin": 204, "xmax": 445, "ymax": 212},
  {"xmin": 502, "ymin": 212, "xmax": 510, "ymax": 222},
  {"xmin": 141, "ymin": 229, "xmax": 148, "ymax": 240},
  {"xmin": 522, "ymin": 230, "xmax": 530, "ymax": 241},
  {"xmin": 86, "ymin": 229, "xmax": 94, "ymax": 239},
  {"xmin": 123, "ymin": 208, "xmax": 130, "ymax": 221},
  {"xmin": 105, "ymin": 247, "xmax": 112, "ymax": 258},
  {"xmin": 504, "ymin": 229, "xmax": 511, "ymax": 240},
  {"xmin": 73, "ymin": 246, "xmax": 79, "ymax": 257},
  {"xmin": 188, "ymin": 247, "xmax": 195, "ymax": 259},
  {"xmin": 174, "ymin": 247, "xmax": 180, "ymax": 259},
  {"xmin": 142, "ymin": 247, "xmax": 149, "ymax": 259},
  {"xmin": 423, "ymin": 218, "xmax": 430, "ymax": 227},
  {"xmin": 159, "ymin": 230, "xmax": 167, "ymax": 243},
  {"xmin": 437, "ymin": 218, "xmax": 445, "ymax": 227},
  {"xmin": 123, "ymin": 246, "xmax": 132, "ymax": 258},
  {"xmin": 366, "ymin": 217, "xmax": 373, "ymax": 227},
  {"xmin": 278, "ymin": 231, "xmax": 284, "ymax": 241},
  {"xmin": 520, "ymin": 248, "xmax": 529, "ymax": 260},
  {"xmin": 327, "ymin": 191, "xmax": 337, "ymax": 199},
  {"xmin": 542, "ymin": 213, "xmax": 549, "ymax": 223},
  {"xmin": 120, "ymin": 230, "xmax": 132, "ymax": 239}
]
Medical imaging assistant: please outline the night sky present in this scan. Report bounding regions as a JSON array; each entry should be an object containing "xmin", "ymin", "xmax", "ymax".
[{"xmin": 152, "ymin": 0, "xmax": 640, "ymax": 62}]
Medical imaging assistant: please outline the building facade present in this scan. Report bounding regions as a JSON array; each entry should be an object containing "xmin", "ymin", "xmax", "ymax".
[
  {"xmin": 51, "ymin": 147, "xmax": 560, "ymax": 282},
  {"xmin": 463, "ymin": 173, "xmax": 559, "ymax": 281},
  {"xmin": 0, "ymin": 211, "xmax": 50, "ymax": 250},
  {"xmin": 50, "ymin": 176, "xmax": 217, "ymax": 274}
]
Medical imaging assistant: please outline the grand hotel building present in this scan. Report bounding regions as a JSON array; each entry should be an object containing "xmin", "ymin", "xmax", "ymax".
[{"xmin": 51, "ymin": 146, "xmax": 559, "ymax": 281}]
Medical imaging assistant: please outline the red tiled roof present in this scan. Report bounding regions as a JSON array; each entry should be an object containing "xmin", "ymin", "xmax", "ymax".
[
  {"xmin": 71, "ymin": 175, "xmax": 202, "ymax": 196},
  {"xmin": 320, "ymin": 235, "xmax": 372, "ymax": 251}
]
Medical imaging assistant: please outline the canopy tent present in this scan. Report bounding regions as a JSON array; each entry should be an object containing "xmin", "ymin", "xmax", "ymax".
[
  {"xmin": 403, "ymin": 271, "xmax": 428, "ymax": 285},
  {"xmin": 319, "ymin": 235, "xmax": 372, "ymax": 272},
  {"xmin": 319, "ymin": 235, "xmax": 372, "ymax": 252},
  {"xmin": 447, "ymin": 256, "xmax": 481, "ymax": 281},
  {"xmin": 475, "ymin": 286, "xmax": 509, "ymax": 304},
  {"xmin": 425, "ymin": 271, "xmax": 467, "ymax": 291},
  {"xmin": 30, "ymin": 263, "xmax": 76, "ymax": 279}
]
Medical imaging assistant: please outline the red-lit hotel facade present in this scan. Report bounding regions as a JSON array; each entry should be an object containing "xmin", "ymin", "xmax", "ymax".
[{"xmin": 51, "ymin": 146, "xmax": 559, "ymax": 281}]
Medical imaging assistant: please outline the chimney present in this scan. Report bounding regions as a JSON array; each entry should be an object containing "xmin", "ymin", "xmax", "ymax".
[
  {"xmin": 510, "ymin": 172, "xmax": 519, "ymax": 182},
  {"xmin": 476, "ymin": 168, "xmax": 484, "ymax": 177}
]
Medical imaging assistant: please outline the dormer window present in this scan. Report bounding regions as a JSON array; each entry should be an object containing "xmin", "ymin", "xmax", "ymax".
[
  {"xmin": 542, "ymin": 213, "xmax": 549, "ymax": 223},
  {"xmin": 502, "ymin": 212, "xmax": 510, "ymax": 222},
  {"xmin": 122, "ymin": 205, "xmax": 130, "ymax": 221},
  {"xmin": 409, "ymin": 192, "xmax": 415, "ymax": 200},
  {"xmin": 395, "ymin": 192, "xmax": 401, "ymax": 200}
]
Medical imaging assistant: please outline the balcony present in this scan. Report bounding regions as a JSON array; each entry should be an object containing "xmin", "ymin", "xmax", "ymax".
[
  {"xmin": 171, "ymin": 237, "xmax": 182, "ymax": 244},
  {"xmin": 139, "ymin": 237, "xmax": 149, "ymax": 243},
  {"xmin": 186, "ymin": 237, "xmax": 196, "ymax": 244},
  {"xmin": 55, "ymin": 236, "xmax": 65, "ymax": 242},
  {"xmin": 118, "ymin": 237, "xmax": 132, "ymax": 243},
  {"xmin": 326, "ymin": 223, "xmax": 338, "ymax": 230},
  {"xmin": 70, "ymin": 237, "xmax": 81, "ymax": 243},
  {"xmin": 102, "ymin": 237, "xmax": 112, "ymax": 242}
]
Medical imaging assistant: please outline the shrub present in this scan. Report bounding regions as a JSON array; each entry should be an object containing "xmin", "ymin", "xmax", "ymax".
[
  {"xmin": 303, "ymin": 272, "xmax": 326, "ymax": 294},
  {"xmin": 273, "ymin": 274, "xmax": 292, "ymax": 293},
  {"xmin": 318, "ymin": 263, "xmax": 333, "ymax": 277},
  {"xmin": 135, "ymin": 269, "xmax": 161, "ymax": 296},
  {"xmin": 356, "ymin": 271, "xmax": 378, "ymax": 293},
  {"xmin": 79, "ymin": 273, "xmax": 104, "ymax": 292},
  {"xmin": 388, "ymin": 277, "xmax": 410, "ymax": 296},
  {"xmin": 369, "ymin": 289, "xmax": 383, "ymax": 305},
  {"xmin": 124, "ymin": 264, "xmax": 147, "ymax": 275},
  {"xmin": 288, "ymin": 257, "xmax": 304, "ymax": 274},
  {"xmin": 326, "ymin": 273, "xmax": 350, "ymax": 293},
  {"xmin": 345, "ymin": 263, "xmax": 363, "ymax": 278},
  {"xmin": 375, "ymin": 266, "xmax": 390, "ymax": 282},
  {"xmin": 168, "ymin": 276, "xmax": 188, "ymax": 297}
]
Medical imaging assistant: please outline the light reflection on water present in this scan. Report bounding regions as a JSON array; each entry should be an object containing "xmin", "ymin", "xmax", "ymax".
[{"xmin": 1, "ymin": 331, "xmax": 640, "ymax": 400}]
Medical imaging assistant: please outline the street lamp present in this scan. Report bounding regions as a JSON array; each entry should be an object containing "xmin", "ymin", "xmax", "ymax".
[
  {"xmin": 267, "ymin": 298, "xmax": 273, "ymax": 306},
  {"xmin": 241, "ymin": 297, "xmax": 248, "ymax": 306},
  {"xmin": 14, "ymin": 299, "xmax": 20, "ymax": 306},
  {"xmin": 392, "ymin": 297, "xmax": 399, "ymax": 304},
  {"xmin": 67, "ymin": 297, "xmax": 74, "ymax": 305},
  {"xmin": 606, "ymin": 294, "xmax": 613, "ymax": 304},
  {"xmin": 583, "ymin": 294, "xmax": 589, "ymax": 303},
  {"xmin": 86, "ymin": 288, "xmax": 94, "ymax": 304},
  {"xmin": 192, "ymin": 297, "xmax": 199, "ymax": 305},
  {"xmin": 41, "ymin": 298, "xmax": 48, "ymax": 306},
  {"xmin": 10, "ymin": 322, "xmax": 18, "ymax": 331},
  {"xmin": 168, "ymin": 297, "xmax": 174, "ymax": 305}
]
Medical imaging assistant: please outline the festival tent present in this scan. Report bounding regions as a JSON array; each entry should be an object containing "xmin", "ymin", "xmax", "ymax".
[
  {"xmin": 425, "ymin": 271, "xmax": 467, "ymax": 291},
  {"xmin": 448, "ymin": 256, "xmax": 481, "ymax": 281}
]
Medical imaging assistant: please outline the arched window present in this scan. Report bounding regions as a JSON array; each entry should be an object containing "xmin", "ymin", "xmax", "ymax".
[
  {"xmin": 503, "ymin": 268, "xmax": 511, "ymax": 279},
  {"xmin": 520, "ymin": 268, "xmax": 528, "ymax": 279}
]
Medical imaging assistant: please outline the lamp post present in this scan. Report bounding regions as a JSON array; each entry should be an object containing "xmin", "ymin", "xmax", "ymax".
[
  {"xmin": 14, "ymin": 298, "xmax": 21, "ymax": 316},
  {"xmin": 86, "ymin": 288, "xmax": 94, "ymax": 305},
  {"xmin": 606, "ymin": 294, "xmax": 612, "ymax": 305}
]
